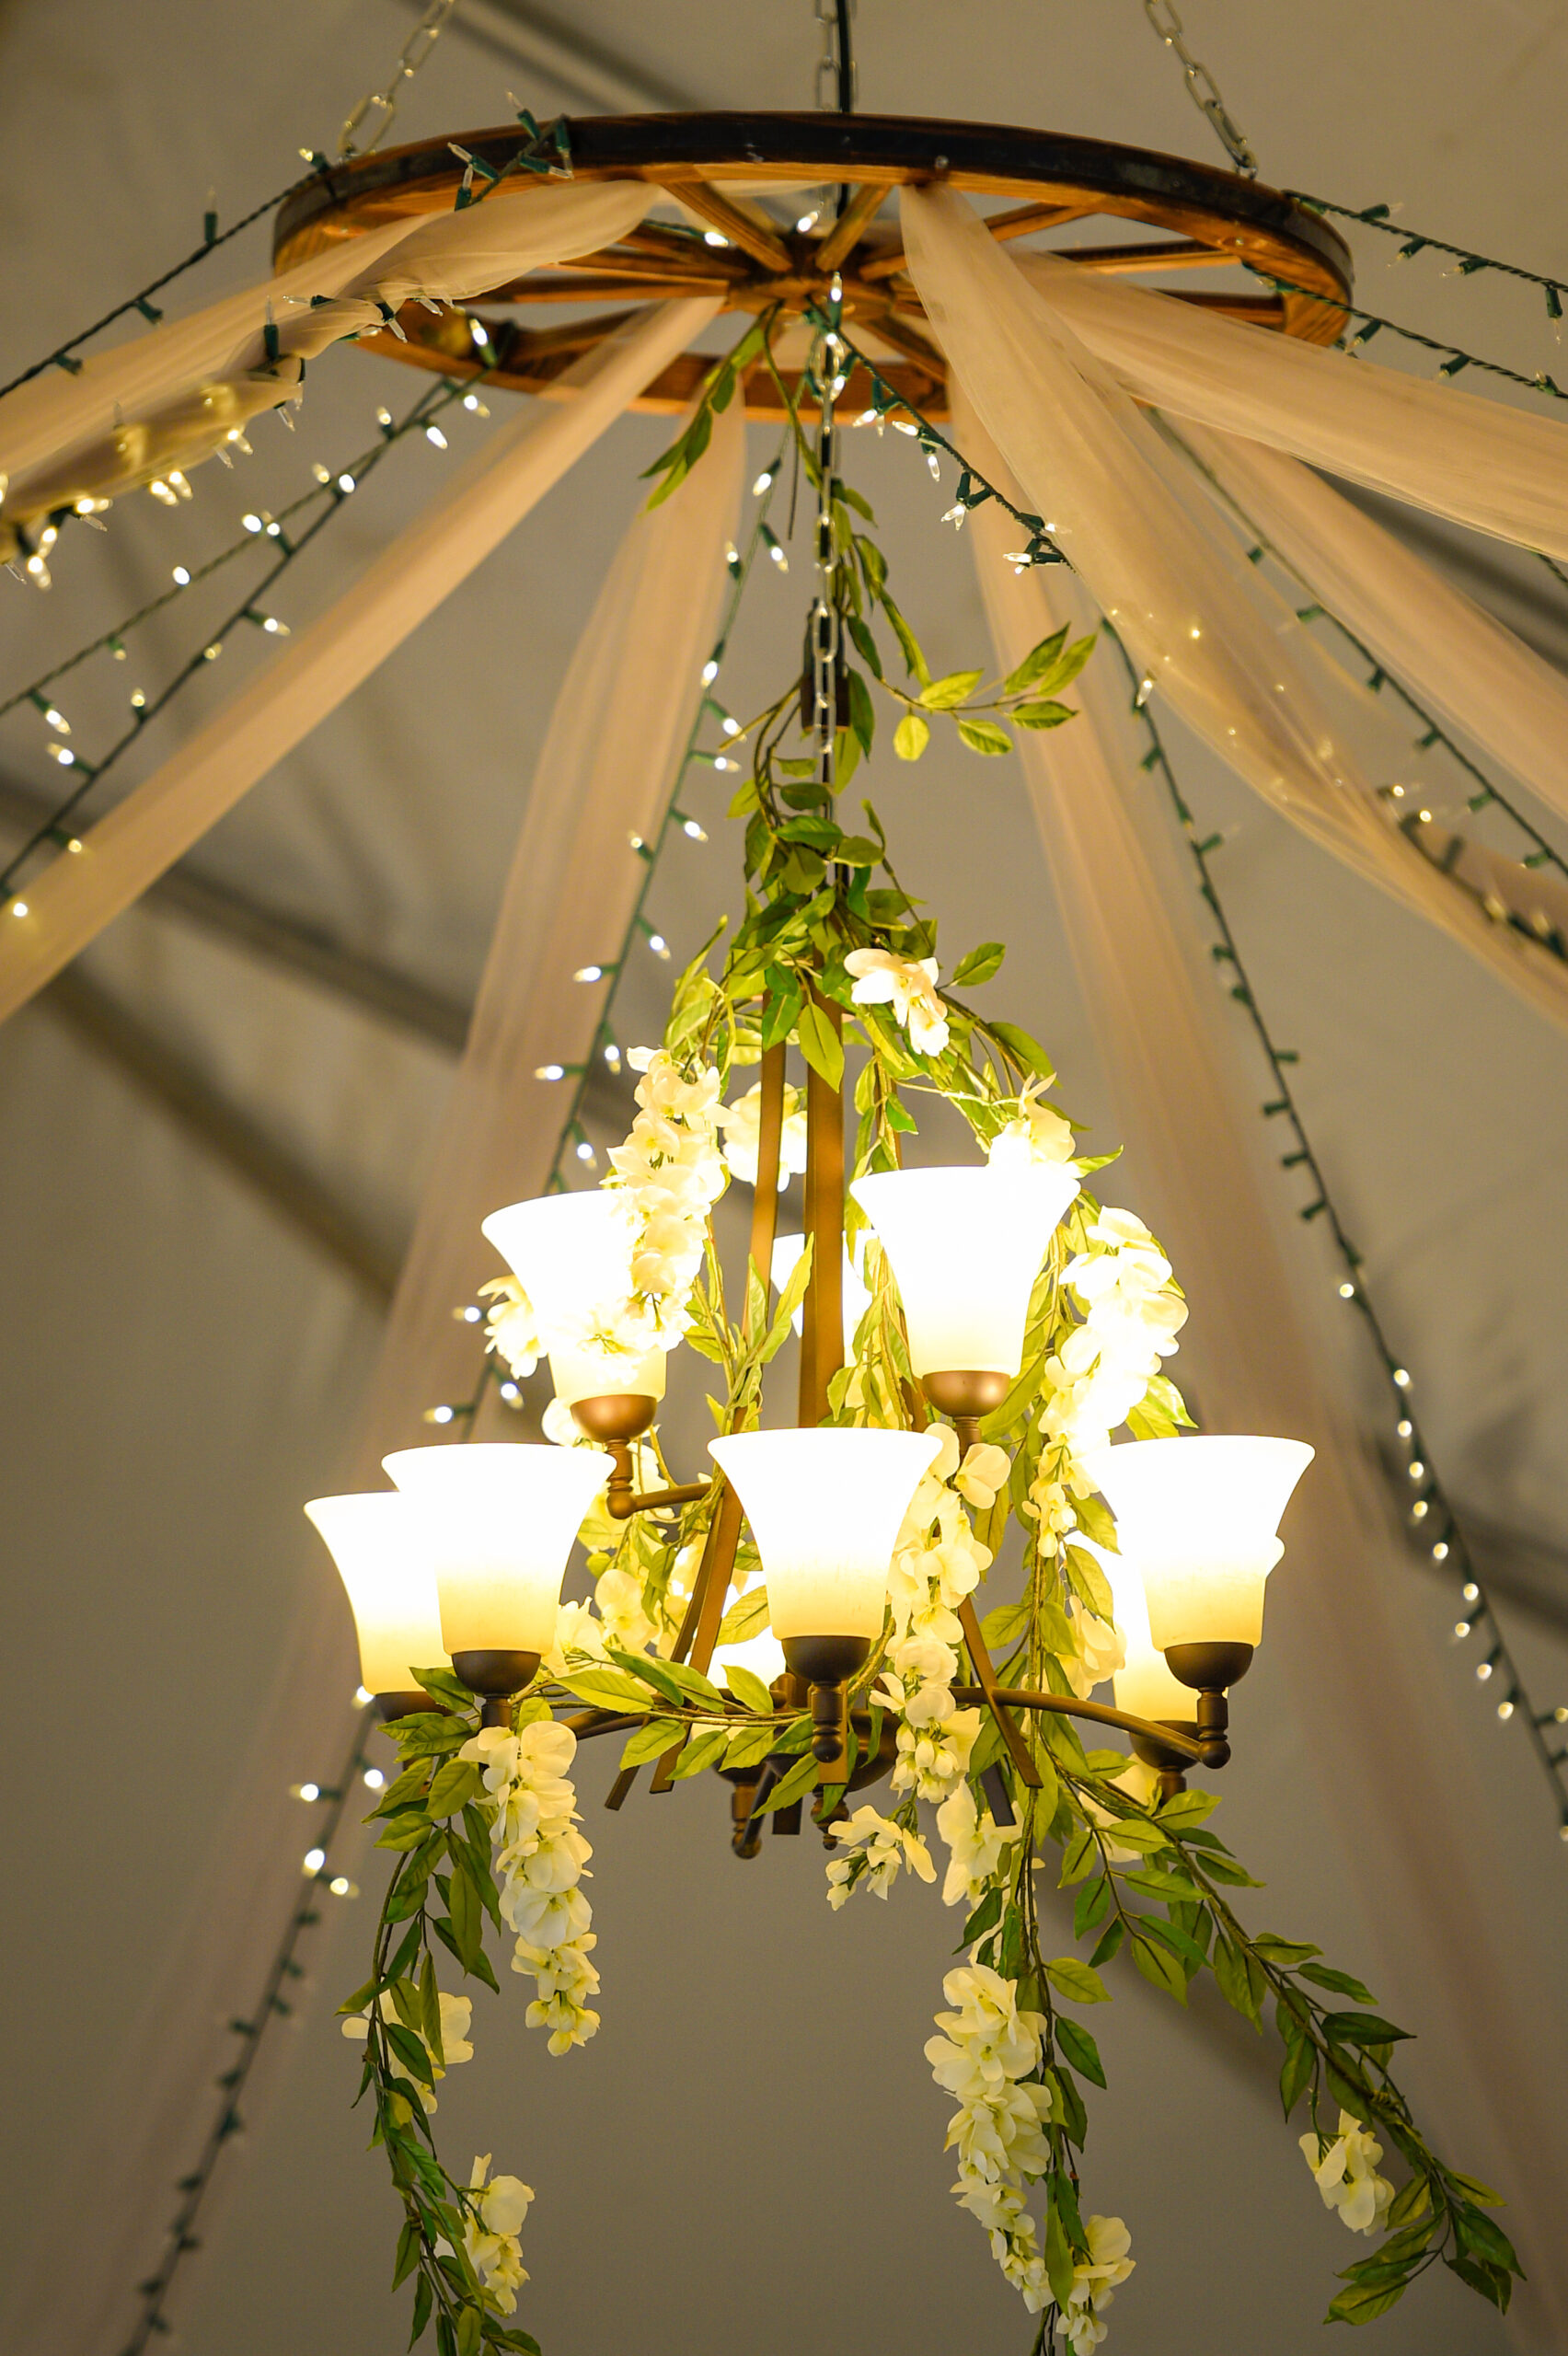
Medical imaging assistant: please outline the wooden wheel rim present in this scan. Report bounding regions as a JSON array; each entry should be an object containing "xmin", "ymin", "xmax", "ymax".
[{"xmin": 272, "ymin": 111, "xmax": 1353, "ymax": 420}]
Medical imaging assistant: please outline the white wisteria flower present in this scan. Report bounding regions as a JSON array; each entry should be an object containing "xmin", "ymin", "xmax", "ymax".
[
  {"xmin": 1057, "ymin": 2214, "xmax": 1136, "ymax": 2354},
  {"xmin": 461, "ymin": 1719, "xmax": 600, "ymax": 2050},
  {"xmin": 463, "ymin": 2154, "xmax": 534, "ymax": 2313},
  {"xmin": 927, "ymin": 1963, "xmax": 1060, "ymax": 2310},
  {"xmin": 340, "ymin": 1989, "xmax": 473, "ymax": 2109},
  {"xmin": 844, "ymin": 946, "xmax": 951, "ymax": 1055},
  {"xmin": 824, "ymin": 1804, "xmax": 936, "ymax": 1907},
  {"xmin": 713, "ymin": 1078, "xmax": 809, "ymax": 1187},
  {"xmin": 988, "ymin": 1078, "xmax": 1077, "ymax": 1170},
  {"xmin": 1300, "ymin": 2110, "xmax": 1396, "ymax": 2235},
  {"xmin": 956, "ymin": 1440, "xmax": 1011, "ymax": 1510},
  {"xmin": 935, "ymin": 1780, "xmax": 1020, "ymax": 1908},
  {"xmin": 478, "ymin": 1274, "xmax": 541, "ymax": 1378}
]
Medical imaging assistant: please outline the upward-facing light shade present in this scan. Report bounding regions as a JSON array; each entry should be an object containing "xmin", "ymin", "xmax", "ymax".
[
  {"xmin": 304, "ymin": 1492, "xmax": 444, "ymax": 1698},
  {"xmin": 1084, "ymin": 1435, "xmax": 1314, "ymax": 1650},
  {"xmin": 1095, "ymin": 1543, "xmax": 1195, "ymax": 1724},
  {"xmin": 851, "ymin": 1163, "xmax": 1079, "ymax": 1376},
  {"xmin": 709, "ymin": 1428, "xmax": 941, "ymax": 1639},
  {"xmin": 482, "ymin": 1190, "xmax": 666, "ymax": 1405},
  {"xmin": 384, "ymin": 1442, "xmax": 611, "ymax": 1656}
]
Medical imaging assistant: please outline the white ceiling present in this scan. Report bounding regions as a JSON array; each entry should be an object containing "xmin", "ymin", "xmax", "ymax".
[{"xmin": 2, "ymin": 4, "xmax": 1566, "ymax": 2354}]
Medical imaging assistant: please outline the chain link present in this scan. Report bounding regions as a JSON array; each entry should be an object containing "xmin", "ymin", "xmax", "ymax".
[
  {"xmin": 814, "ymin": 0, "xmax": 857, "ymax": 113},
  {"xmin": 1141, "ymin": 0, "xmax": 1257, "ymax": 177},
  {"xmin": 338, "ymin": 0, "xmax": 460, "ymax": 161}
]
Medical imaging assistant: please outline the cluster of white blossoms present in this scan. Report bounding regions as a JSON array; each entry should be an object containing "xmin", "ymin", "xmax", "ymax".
[
  {"xmin": 460, "ymin": 1720, "xmax": 601, "ymax": 2056},
  {"xmin": 460, "ymin": 2154, "xmax": 533, "ymax": 2314},
  {"xmin": 928, "ymin": 1966, "xmax": 1135, "ymax": 2339},
  {"xmin": 1300, "ymin": 2110, "xmax": 1396, "ymax": 2235},
  {"xmin": 603, "ymin": 1047, "xmax": 727, "ymax": 1349},
  {"xmin": 825, "ymin": 1803, "xmax": 935, "ymax": 1908},
  {"xmin": 1046, "ymin": 1208, "xmax": 1188, "ymax": 1461},
  {"xmin": 845, "ymin": 946, "xmax": 951, "ymax": 1057},
  {"xmin": 877, "ymin": 1425, "xmax": 998, "ymax": 1802},
  {"xmin": 341, "ymin": 1988, "xmax": 473, "ymax": 2110},
  {"xmin": 987, "ymin": 1076, "xmax": 1078, "ymax": 1171},
  {"xmin": 713, "ymin": 1077, "xmax": 809, "ymax": 1188}
]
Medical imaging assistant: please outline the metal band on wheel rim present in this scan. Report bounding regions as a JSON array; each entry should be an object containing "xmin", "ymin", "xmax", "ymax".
[{"xmin": 273, "ymin": 111, "xmax": 1353, "ymax": 419}]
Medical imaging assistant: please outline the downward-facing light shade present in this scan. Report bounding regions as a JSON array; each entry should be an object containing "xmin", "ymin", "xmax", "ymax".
[
  {"xmin": 304, "ymin": 1492, "xmax": 444, "ymax": 1697},
  {"xmin": 384, "ymin": 1442, "xmax": 611, "ymax": 1656},
  {"xmin": 1096, "ymin": 1544, "xmax": 1196, "ymax": 1724},
  {"xmin": 1084, "ymin": 1436, "xmax": 1314, "ymax": 1650},
  {"xmin": 771, "ymin": 1233, "xmax": 872, "ymax": 1346},
  {"xmin": 482, "ymin": 1191, "xmax": 667, "ymax": 1406},
  {"xmin": 851, "ymin": 1163, "xmax": 1079, "ymax": 1376},
  {"xmin": 709, "ymin": 1428, "xmax": 941, "ymax": 1638}
]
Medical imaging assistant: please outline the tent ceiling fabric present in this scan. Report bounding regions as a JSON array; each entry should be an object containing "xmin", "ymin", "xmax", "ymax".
[{"xmin": 0, "ymin": 6, "xmax": 1564, "ymax": 2356}]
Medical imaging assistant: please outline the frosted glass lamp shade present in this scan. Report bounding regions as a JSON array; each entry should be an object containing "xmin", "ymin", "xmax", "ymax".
[
  {"xmin": 1100, "ymin": 1548, "xmax": 1197, "ymax": 1724},
  {"xmin": 709, "ymin": 1428, "xmax": 940, "ymax": 1673},
  {"xmin": 304, "ymin": 1492, "xmax": 444, "ymax": 1700},
  {"xmin": 384, "ymin": 1442, "xmax": 611, "ymax": 1657},
  {"xmin": 482, "ymin": 1192, "xmax": 667, "ymax": 1404},
  {"xmin": 851, "ymin": 1163, "xmax": 1079, "ymax": 1378},
  {"xmin": 771, "ymin": 1234, "xmax": 872, "ymax": 1347},
  {"xmin": 1084, "ymin": 1436, "xmax": 1313, "ymax": 1651}
]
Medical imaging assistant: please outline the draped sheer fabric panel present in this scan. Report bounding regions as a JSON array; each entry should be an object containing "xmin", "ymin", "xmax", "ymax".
[
  {"xmin": 0, "ymin": 180, "xmax": 651, "ymax": 526},
  {"xmin": 900, "ymin": 187, "xmax": 1568, "ymax": 1034},
  {"xmin": 1172, "ymin": 417, "xmax": 1568, "ymax": 825},
  {"xmin": 954, "ymin": 385, "xmax": 1568, "ymax": 2347},
  {"xmin": 0, "ymin": 296, "xmax": 721, "ymax": 1027},
  {"xmin": 1012, "ymin": 249, "xmax": 1568, "ymax": 560},
  {"xmin": 1, "ymin": 365, "xmax": 743, "ymax": 2356},
  {"xmin": 347, "ymin": 393, "xmax": 746, "ymax": 1476}
]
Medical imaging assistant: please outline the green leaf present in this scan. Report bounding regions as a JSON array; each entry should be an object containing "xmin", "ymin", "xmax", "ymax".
[
  {"xmin": 715, "ymin": 1584, "xmax": 770, "ymax": 1645},
  {"xmin": 377, "ymin": 1811, "xmax": 436, "ymax": 1853},
  {"xmin": 1451, "ymin": 2202, "xmax": 1518, "ymax": 2272},
  {"xmin": 448, "ymin": 1862, "xmax": 484, "ymax": 1972},
  {"xmin": 386, "ymin": 2022, "xmax": 434, "ymax": 2088},
  {"xmin": 1278, "ymin": 2023, "xmax": 1315, "ymax": 2117},
  {"xmin": 1297, "ymin": 1961, "xmax": 1376, "ymax": 2004},
  {"xmin": 956, "ymin": 717, "xmax": 1013, "ymax": 756},
  {"xmin": 1043, "ymin": 2188, "xmax": 1077, "ymax": 2313},
  {"xmin": 985, "ymin": 1019, "xmax": 1055, "ymax": 1080},
  {"xmin": 751, "ymin": 1746, "xmax": 822, "ymax": 1816},
  {"xmin": 455, "ymin": 2303, "xmax": 482, "ymax": 2356},
  {"xmin": 413, "ymin": 1666, "xmax": 475, "ymax": 1713},
  {"xmin": 1062, "ymin": 1544, "xmax": 1114, "ymax": 1623},
  {"xmin": 963, "ymin": 1886, "xmax": 1005, "ymax": 1946},
  {"xmin": 1012, "ymin": 699, "xmax": 1078, "ymax": 730},
  {"xmin": 796, "ymin": 998, "xmax": 845, "ymax": 1091},
  {"xmin": 425, "ymin": 1759, "xmax": 484, "ymax": 1818},
  {"xmin": 1444, "ymin": 2253, "xmax": 1514, "ymax": 2312},
  {"xmin": 670, "ymin": 1727, "xmax": 731, "ymax": 1781},
  {"xmin": 409, "ymin": 2269, "xmax": 433, "ymax": 2346},
  {"xmin": 723, "ymin": 1720, "xmax": 779, "ymax": 1771},
  {"xmin": 660, "ymin": 1659, "xmax": 728, "ymax": 1709},
  {"xmin": 1073, "ymin": 1873, "xmax": 1113, "ymax": 1941},
  {"xmin": 1002, "ymin": 625, "xmax": 1068, "ymax": 696},
  {"xmin": 834, "ymin": 834, "xmax": 882, "ymax": 867},
  {"xmin": 556, "ymin": 1669, "xmax": 653, "ymax": 1715},
  {"xmin": 1211, "ymin": 1932, "xmax": 1263, "ymax": 2027},
  {"xmin": 952, "ymin": 941, "xmax": 1006, "ymax": 987},
  {"xmin": 723, "ymin": 1662, "xmax": 777, "ymax": 1718},
  {"xmin": 1090, "ymin": 1916, "xmax": 1125, "ymax": 1969},
  {"xmin": 1153, "ymin": 1787, "xmax": 1217, "ymax": 1831},
  {"xmin": 617, "ymin": 1716, "xmax": 686, "ymax": 1769},
  {"xmin": 1322, "ymin": 2011, "xmax": 1412, "ymax": 2049},
  {"xmin": 847, "ymin": 665, "xmax": 876, "ymax": 756},
  {"xmin": 393, "ymin": 2221, "xmax": 421, "ymax": 2292},
  {"xmin": 1058, "ymin": 1826, "xmax": 1099, "ymax": 1887},
  {"xmin": 894, "ymin": 710, "xmax": 930, "ymax": 761},
  {"xmin": 1055, "ymin": 2015, "xmax": 1107, "ymax": 2088},
  {"xmin": 1044, "ymin": 1955, "xmax": 1110, "ymax": 2005},
  {"xmin": 1252, "ymin": 1934, "xmax": 1322, "ymax": 1969},
  {"xmin": 846, "ymin": 613, "xmax": 883, "ymax": 678},
  {"xmin": 1120, "ymin": 1865, "xmax": 1204, "ymax": 1905},
  {"xmin": 1326, "ymin": 2280, "xmax": 1412, "ymax": 2325},
  {"xmin": 919, "ymin": 668, "xmax": 985, "ymax": 710},
  {"xmin": 1444, "ymin": 2169, "xmax": 1505, "ymax": 2208},
  {"xmin": 1097, "ymin": 1816, "xmax": 1170, "ymax": 1855},
  {"xmin": 1131, "ymin": 1930, "xmax": 1189, "ymax": 2004},
  {"xmin": 1384, "ymin": 2175, "xmax": 1432, "ymax": 2231},
  {"xmin": 880, "ymin": 591, "xmax": 929, "ymax": 685}
]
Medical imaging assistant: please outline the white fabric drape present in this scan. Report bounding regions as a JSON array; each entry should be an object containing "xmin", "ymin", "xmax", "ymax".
[
  {"xmin": 956, "ymin": 387, "xmax": 1568, "ymax": 2348},
  {"xmin": 1012, "ymin": 248, "xmax": 1568, "ymax": 560},
  {"xmin": 1172, "ymin": 417, "xmax": 1568, "ymax": 826},
  {"xmin": 4, "ymin": 388, "xmax": 744, "ymax": 2356},
  {"xmin": 901, "ymin": 187, "xmax": 1568, "ymax": 1034},
  {"xmin": 0, "ymin": 180, "xmax": 650, "ymax": 532},
  {"xmin": 0, "ymin": 295, "xmax": 721, "ymax": 1028},
  {"xmin": 348, "ymin": 393, "xmax": 746, "ymax": 1474}
]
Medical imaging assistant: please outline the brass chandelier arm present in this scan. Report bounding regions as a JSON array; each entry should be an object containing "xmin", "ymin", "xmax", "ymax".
[
  {"xmin": 950, "ymin": 1681, "xmax": 1210, "ymax": 1764},
  {"xmin": 957, "ymin": 1593, "xmax": 1043, "ymax": 1789}
]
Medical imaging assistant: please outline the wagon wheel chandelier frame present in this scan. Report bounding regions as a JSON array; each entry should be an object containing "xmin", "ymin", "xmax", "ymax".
[{"xmin": 271, "ymin": 110, "xmax": 1353, "ymax": 420}]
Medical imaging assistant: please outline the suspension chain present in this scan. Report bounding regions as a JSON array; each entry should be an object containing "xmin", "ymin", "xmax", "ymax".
[
  {"xmin": 814, "ymin": 0, "xmax": 857, "ymax": 113},
  {"xmin": 1141, "ymin": 0, "xmax": 1258, "ymax": 177},
  {"xmin": 338, "ymin": 0, "xmax": 461, "ymax": 160}
]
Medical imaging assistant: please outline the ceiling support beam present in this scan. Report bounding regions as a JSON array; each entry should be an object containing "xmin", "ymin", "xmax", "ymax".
[{"xmin": 40, "ymin": 966, "xmax": 399, "ymax": 1302}]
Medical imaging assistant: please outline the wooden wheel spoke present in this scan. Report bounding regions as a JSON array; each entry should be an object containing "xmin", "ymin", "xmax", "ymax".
[
  {"xmin": 669, "ymin": 179, "xmax": 792, "ymax": 273},
  {"xmin": 985, "ymin": 197, "xmax": 1104, "ymax": 242},
  {"xmin": 814, "ymin": 179, "xmax": 888, "ymax": 273},
  {"xmin": 486, "ymin": 274, "xmax": 721, "ymax": 304},
  {"xmin": 1057, "ymin": 237, "xmax": 1246, "ymax": 273},
  {"xmin": 866, "ymin": 308, "xmax": 945, "ymax": 374}
]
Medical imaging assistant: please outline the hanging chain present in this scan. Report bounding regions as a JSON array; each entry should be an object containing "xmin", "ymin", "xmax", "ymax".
[
  {"xmin": 338, "ymin": 0, "xmax": 460, "ymax": 161},
  {"xmin": 1141, "ymin": 0, "xmax": 1258, "ymax": 177},
  {"xmin": 811, "ymin": 289, "xmax": 847, "ymax": 790},
  {"xmin": 814, "ymin": 0, "xmax": 857, "ymax": 113}
]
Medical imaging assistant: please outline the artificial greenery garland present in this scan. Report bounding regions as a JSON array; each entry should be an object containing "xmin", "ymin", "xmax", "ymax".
[{"xmin": 341, "ymin": 341, "xmax": 1523, "ymax": 2356}]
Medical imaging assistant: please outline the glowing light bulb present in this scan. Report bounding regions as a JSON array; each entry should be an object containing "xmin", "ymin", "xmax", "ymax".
[
  {"xmin": 701, "ymin": 658, "xmax": 720, "ymax": 683},
  {"xmin": 43, "ymin": 707, "xmax": 67, "ymax": 733},
  {"xmin": 172, "ymin": 566, "xmax": 190, "ymax": 585},
  {"xmin": 9, "ymin": 902, "xmax": 27, "ymax": 919},
  {"xmin": 647, "ymin": 932, "xmax": 670, "ymax": 958},
  {"xmin": 574, "ymin": 964, "xmax": 604, "ymax": 983},
  {"xmin": 363, "ymin": 1766, "xmax": 386, "ymax": 1790},
  {"xmin": 683, "ymin": 818, "xmax": 708, "ymax": 841},
  {"xmin": 752, "ymin": 469, "xmax": 775, "ymax": 496},
  {"xmin": 298, "ymin": 1782, "xmax": 321, "ymax": 1803},
  {"xmin": 536, "ymin": 1063, "xmax": 565, "ymax": 1081},
  {"xmin": 703, "ymin": 229, "xmax": 729, "ymax": 248},
  {"xmin": 425, "ymin": 426, "xmax": 448, "ymax": 450},
  {"xmin": 304, "ymin": 1847, "xmax": 326, "ymax": 1874}
]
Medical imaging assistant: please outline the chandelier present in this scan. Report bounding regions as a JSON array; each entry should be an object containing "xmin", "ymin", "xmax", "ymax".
[{"xmin": 269, "ymin": 27, "xmax": 1532, "ymax": 2356}]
